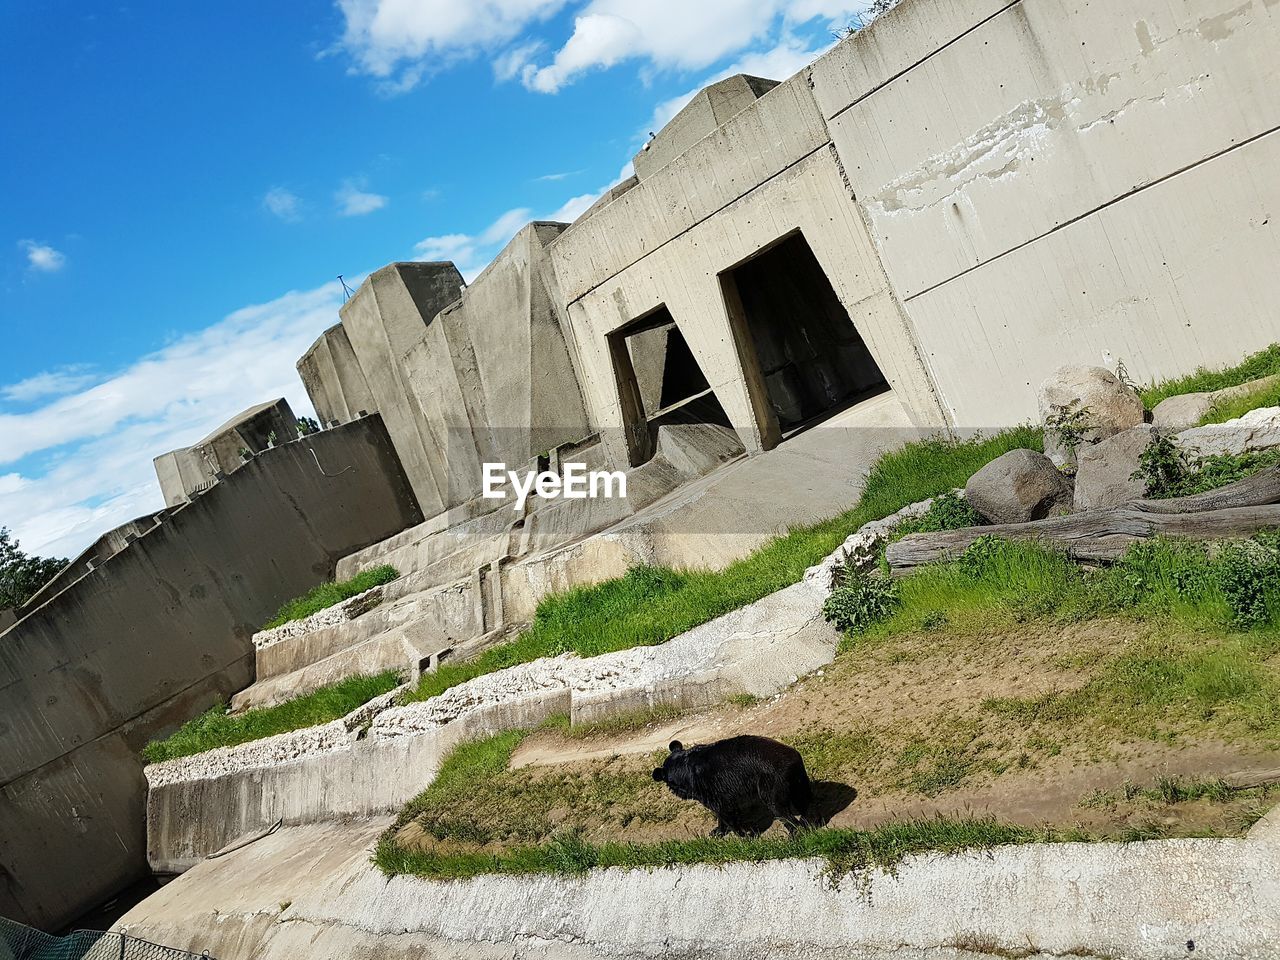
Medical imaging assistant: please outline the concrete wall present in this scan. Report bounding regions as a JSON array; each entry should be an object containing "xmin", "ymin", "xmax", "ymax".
[
  {"xmin": 0, "ymin": 415, "xmax": 421, "ymax": 932},
  {"xmin": 339, "ymin": 263, "xmax": 468, "ymax": 516},
  {"xmin": 153, "ymin": 398, "xmax": 300, "ymax": 507},
  {"xmin": 297, "ymin": 323, "xmax": 378, "ymax": 428},
  {"xmin": 812, "ymin": 0, "xmax": 1280, "ymax": 427},
  {"xmin": 547, "ymin": 73, "xmax": 947, "ymax": 467}
]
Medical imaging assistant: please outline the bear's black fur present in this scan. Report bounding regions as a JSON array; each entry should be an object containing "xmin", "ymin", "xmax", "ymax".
[{"xmin": 651, "ymin": 735, "xmax": 812, "ymax": 837}]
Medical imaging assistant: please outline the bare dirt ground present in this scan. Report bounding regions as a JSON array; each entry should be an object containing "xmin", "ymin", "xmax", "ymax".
[{"xmin": 397, "ymin": 619, "xmax": 1280, "ymax": 853}]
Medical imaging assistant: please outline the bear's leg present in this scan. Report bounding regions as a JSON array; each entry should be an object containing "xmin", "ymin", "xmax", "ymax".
[{"xmin": 711, "ymin": 819, "xmax": 730, "ymax": 837}]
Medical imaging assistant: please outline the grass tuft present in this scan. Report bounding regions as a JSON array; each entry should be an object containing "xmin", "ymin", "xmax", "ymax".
[
  {"xmin": 402, "ymin": 427, "xmax": 1042, "ymax": 705},
  {"xmin": 141, "ymin": 669, "xmax": 401, "ymax": 764},
  {"xmin": 262, "ymin": 564, "xmax": 399, "ymax": 630},
  {"xmin": 374, "ymin": 811, "xmax": 1075, "ymax": 882},
  {"xmin": 1140, "ymin": 343, "xmax": 1280, "ymax": 409},
  {"xmin": 1199, "ymin": 378, "xmax": 1280, "ymax": 426}
]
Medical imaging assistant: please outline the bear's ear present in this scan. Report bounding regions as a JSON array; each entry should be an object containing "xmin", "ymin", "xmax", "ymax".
[
  {"xmin": 652, "ymin": 767, "xmax": 666, "ymax": 781},
  {"xmin": 668, "ymin": 740, "xmax": 683, "ymax": 753}
]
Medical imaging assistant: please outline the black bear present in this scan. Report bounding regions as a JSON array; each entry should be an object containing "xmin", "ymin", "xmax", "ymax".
[{"xmin": 652, "ymin": 735, "xmax": 812, "ymax": 837}]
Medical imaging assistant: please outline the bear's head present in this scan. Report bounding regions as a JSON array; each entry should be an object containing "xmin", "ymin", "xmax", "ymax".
[{"xmin": 652, "ymin": 741, "xmax": 693, "ymax": 798}]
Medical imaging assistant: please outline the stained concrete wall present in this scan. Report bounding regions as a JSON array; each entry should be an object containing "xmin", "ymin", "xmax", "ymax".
[
  {"xmin": 0, "ymin": 416, "xmax": 421, "ymax": 932},
  {"xmin": 327, "ymin": 230, "xmax": 590, "ymax": 521},
  {"xmin": 297, "ymin": 322, "xmax": 378, "ymax": 428},
  {"xmin": 339, "ymin": 263, "xmax": 467, "ymax": 516},
  {"xmin": 812, "ymin": 0, "xmax": 1280, "ymax": 427},
  {"xmin": 632, "ymin": 74, "xmax": 779, "ymax": 180},
  {"xmin": 153, "ymin": 398, "xmax": 300, "ymax": 507},
  {"xmin": 547, "ymin": 72, "xmax": 948, "ymax": 468}
]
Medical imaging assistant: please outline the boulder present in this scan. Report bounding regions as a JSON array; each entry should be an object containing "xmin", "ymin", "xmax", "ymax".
[
  {"xmin": 1073, "ymin": 424, "xmax": 1154, "ymax": 511},
  {"xmin": 1038, "ymin": 365, "xmax": 1145, "ymax": 467},
  {"xmin": 1175, "ymin": 406, "xmax": 1280, "ymax": 458},
  {"xmin": 964, "ymin": 449, "xmax": 1073, "ymax": 524},
  {"xmin": 1152, "ymin": 374, "xmax": 1280, "ymax": 433}
]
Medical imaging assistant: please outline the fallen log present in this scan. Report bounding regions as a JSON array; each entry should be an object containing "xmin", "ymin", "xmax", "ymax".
[
  {"xmin": 1131, "ymin": 465, "xmax": 1280, "ymax": 515},
  {"xmin": 886, "ymin": 504, "xmax": 1280, "ymax": 569}
]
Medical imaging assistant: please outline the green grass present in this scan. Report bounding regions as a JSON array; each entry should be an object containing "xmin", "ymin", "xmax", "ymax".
[
  {"xmin": 141, "ymin": 669, "xmax": 402, "ymax": 764},
  {"xmin": 1140, "ymin": 343, "xmax": 1280, "ymax": 409},
  {"xmin": 374, "ymin": 814, "xmax": 1079, "ymax": 881},
  {"xmin": 1199, "ymin": 378, "xmax": 1280, "ymax": 426},
  {"xmin": 402, "ymin": 426, "xmax": 1042, "ymax": 705},
  {"xmin": 262, "ymin": 564, "xmax": 400, "ymax": 630},
  {"xmin": 853, "ymin": 536, "xmax": 1280, "ymax": 744},
  {"xmin": 378, "ymin": 732, "xmax": 1079, "ymax": 879}
]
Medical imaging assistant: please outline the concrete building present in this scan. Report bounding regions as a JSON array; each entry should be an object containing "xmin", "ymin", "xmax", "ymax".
[
  {"xmin": 300, "ymin": 0, "xmax": 1280, "ymax": 505},
  {"xmin": 13, "ymin": 0, "xmax": 1280, "ymax": 936},
  {"xmin": 152, "ymin": 398, "xmax": 300, "ymax": 507}
]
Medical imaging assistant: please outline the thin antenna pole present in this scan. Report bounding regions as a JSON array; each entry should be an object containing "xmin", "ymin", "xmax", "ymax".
[{"xmin": 338, "ymin": 275, "xmax": 355, "ymax": 300}]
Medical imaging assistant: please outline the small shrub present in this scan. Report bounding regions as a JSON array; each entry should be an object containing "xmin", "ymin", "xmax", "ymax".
[
  {"xmin": 892, "ymin": 492, "xmax": 982, "ymax": 540},
  {"xmin": 1212, "ymin": 540, "xmax": 1279, "ymax": 628},
  {"xmin": 1131, "ymin": 433, "xmax": 1190, "ymax": 498},
  {"xmin": 823, "ymin": 561, "xmax": 900, "ymax": 634},
  {"xmin": 1044, "ymin": 401, "xmax": 1095, "ymax": 455}
]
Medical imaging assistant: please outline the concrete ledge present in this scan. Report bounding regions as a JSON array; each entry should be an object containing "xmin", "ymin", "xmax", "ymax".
[
  {"xmin": 145, "ymin": 572, "xmax": 839, "ymax": 869},
  {"xmin": 122, "ymin": 816, "xmax": 1280, "ymax": 960}
]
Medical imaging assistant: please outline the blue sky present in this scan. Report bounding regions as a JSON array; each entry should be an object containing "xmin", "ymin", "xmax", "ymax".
[{"xmin": 0, "ymin": 0, "xmax": 872, "ymax": 558}]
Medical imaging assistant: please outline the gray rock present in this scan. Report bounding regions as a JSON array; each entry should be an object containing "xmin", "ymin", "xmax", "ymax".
[
  {"xmin": 1152, "ymin": 374, "xmax": 1280, "ymax": 433},
  {"xmin": 1074, "ymin": 424, "xmax": 1155, "ymax": 511},
  {"xmin": 1038, "ymin": 364, "xmax": 1145, "ymax": 467},
  {"xmin": 965, "ymin": 449, "xmax": 1073, "ymax": 524},
  {"xmin": 1175, "ymin": 406, "xmax": 1280, "ymax": 458}
]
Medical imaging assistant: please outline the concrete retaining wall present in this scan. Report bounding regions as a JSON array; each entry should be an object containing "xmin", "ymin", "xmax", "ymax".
[
  {"xmin": 814, "ymin": 0, "xmax": 1280, "ymax": 426},
  {"xmin": 120, "ymin": 809, "xmax": 1280, "ymax": 960},
  {"xmin": 143, "ymin": 574, "xmax": 838, "ymax": 871},
  {"xmin": 0, "ymin": 416, "xmax": 422, "ymax": 931}
]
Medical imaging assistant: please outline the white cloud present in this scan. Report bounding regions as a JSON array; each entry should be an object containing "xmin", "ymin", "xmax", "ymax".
[
  {"xmin": 336, "ymin": 0, "xmax": 569, "ymax": 91},
  {"xmin": 0, "ymin": 283, "xmax": 344, "ymax": 557},
  {"xmin": 1, "ymin": 366, "xmax": 97, "ymax": 404},
  {"xmin": 548, "ymin": 192, "xmax": 599, "ymax": 223},
  {"xmin": 20, "ymin": 240, "xmax": 66, "ymax": 273},
  {"xmin": 335, "ymin": 0, "xmax": 870, "ymax": 94},
  {"xmin": 263, "ymin": 187, "xmax": 303, "ymax": 221},
  {"xmin": 534, "ymin": 170, "xmax": 582, "ymax": 182},
  {"xmin": 336, "ymin": 181, "xmax": 389, "ymax": 216}
]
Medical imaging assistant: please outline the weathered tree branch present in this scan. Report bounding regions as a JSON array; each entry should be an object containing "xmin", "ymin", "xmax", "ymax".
[
  {"xmin": 886, "ymin": 504, "xmax": 1280, "ymax": 569},
  {"xmin": 1130, "ymin": 466, "xmax": 1280, "ymax": 515}
]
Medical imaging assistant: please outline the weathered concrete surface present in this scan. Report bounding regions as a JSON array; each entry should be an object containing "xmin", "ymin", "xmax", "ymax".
[
  {"xmin": 340, "ymin": 262, "xmax": 467, "ymax": 517},
  {"xmin": 632, "ymin": 74, "xmax": 779, "ymax": 180},
  {"xmin": 296, "ymin": 322, "xmax": 377, "ymax": 428},
  {"xmin": 0, "ymin": 416, "xmax": 421, "ymax": 931},
  {"xmin": 153, "ymin": 398, "xmax": 299, "ymax": 507},
  {"xmin": 548, "ymin": 73, "xmax": 947, "ymax": 469},
  {"xmin": 814, "ymin": 0, "xmax": 1280, "ymax": 427},
  {"xmin": 120, "ymin": 813, "xmax": 1280, "ymax": 960}
]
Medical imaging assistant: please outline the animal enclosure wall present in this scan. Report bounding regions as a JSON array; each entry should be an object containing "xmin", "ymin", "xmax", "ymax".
[
  {"xmin": 0, "ymin": 416, "xmax": 421, "ymax": 932},
  {"xmin": 812, "ymin": 0, "xmax": 1280, "ymax": 427}
]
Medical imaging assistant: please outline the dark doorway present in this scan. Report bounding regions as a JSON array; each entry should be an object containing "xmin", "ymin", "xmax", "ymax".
[
  {"xmin": 610, "ymin": 305, "xmax": 734, "ymax": 466},
  {"xmin": 721, "ymin": 232, "xmax": 888, "ymax": 434}
]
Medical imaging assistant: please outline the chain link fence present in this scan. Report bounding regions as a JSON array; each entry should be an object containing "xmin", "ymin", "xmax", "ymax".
[{"xmin": 0, "ymin": 917, "xmax": 213, "ymax": 960}]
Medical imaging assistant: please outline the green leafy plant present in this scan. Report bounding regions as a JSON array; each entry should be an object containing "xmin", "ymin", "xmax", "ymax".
[
  {"xmin": 891, "ymin": 491, "xmax": 982, "ymax": 540},
  {"xmin": 1044, "ymin": 401, "xmax": 1095, "ymax": 455},
  {"xmin": 1131, "ymin": 433, "xmax": 1191, "ymax": 498},
  {"xmin": 0, "ymin": 527, "xmax": 67, "ymax": 613},
  {"xmin": 1210, "ymin": 539, "xmax": 1279, "ymax": 628},
  {"xmin": 823, "ymin": 558, "xmax": 900, "ymax": 634}
]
